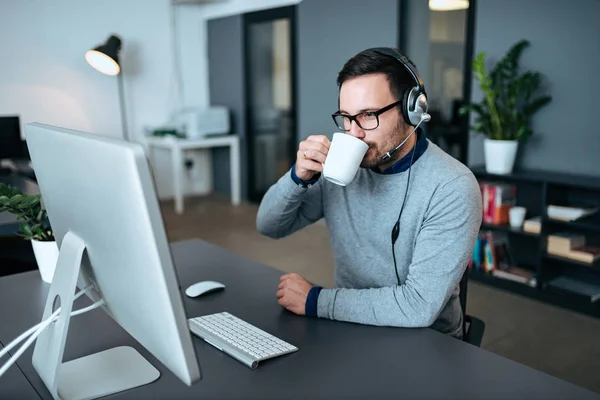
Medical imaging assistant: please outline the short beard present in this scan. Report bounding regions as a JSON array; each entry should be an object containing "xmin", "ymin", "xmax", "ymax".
[{"xmin": 360, "ymin": 121, "xmax": 410, "ymax": 169}]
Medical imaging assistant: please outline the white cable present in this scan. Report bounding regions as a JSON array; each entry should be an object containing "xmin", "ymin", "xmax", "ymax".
[
  {"xmin": 0, "ymin": 284, "xmax": 94, "ymax": 358},
  {"xmin": 0, "ymin": 284, "xmax": 94, "ymax": 361},
  {"xmin": 0, "ymin": 298, "xmax": 105, "ymax": 378}
]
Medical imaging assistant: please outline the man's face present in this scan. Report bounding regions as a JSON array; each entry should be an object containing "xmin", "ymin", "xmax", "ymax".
[{"xmin": 338, "ymin": 73, "xmax": 406, "ymax": 169}]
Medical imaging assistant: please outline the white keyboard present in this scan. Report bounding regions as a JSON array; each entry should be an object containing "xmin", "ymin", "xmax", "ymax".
[{"xmin": 188, "ymin": 312, "xmax": 298, "ymax": 369}]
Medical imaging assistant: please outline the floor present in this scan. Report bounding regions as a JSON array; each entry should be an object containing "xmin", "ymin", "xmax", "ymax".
[{"xmin": 162, "ymin": 194, "xmax": 600, "ymax": 395}]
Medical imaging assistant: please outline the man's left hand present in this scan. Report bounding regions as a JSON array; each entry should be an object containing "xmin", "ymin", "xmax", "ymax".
[{"xmin": 276, "ymin": 273, "xmax": 313, "ymax": 315}]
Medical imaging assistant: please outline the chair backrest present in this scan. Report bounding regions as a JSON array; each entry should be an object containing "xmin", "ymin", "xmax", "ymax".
[
  {"xmin": 459, "ymin": 269, "xmax": 468, "ymax": 315},
  {"xmin": 459, "ymin": 269, "xmax": 468, "ymax": 334}
]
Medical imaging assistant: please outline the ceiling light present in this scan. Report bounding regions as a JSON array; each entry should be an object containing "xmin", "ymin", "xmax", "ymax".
[{"xmin": 429, "ymin": 0, "xmax": 469, "ymax": 11}]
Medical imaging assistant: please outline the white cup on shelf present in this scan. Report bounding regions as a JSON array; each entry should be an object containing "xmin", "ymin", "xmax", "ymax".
[{"xmin": 509, "ymin": 206, "xmax": 527, "ymax": 228}]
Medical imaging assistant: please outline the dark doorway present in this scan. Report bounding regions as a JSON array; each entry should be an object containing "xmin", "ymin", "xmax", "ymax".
[{"xmin": 244, "ymin": 6, "xmax": 297, "ymax": 203}]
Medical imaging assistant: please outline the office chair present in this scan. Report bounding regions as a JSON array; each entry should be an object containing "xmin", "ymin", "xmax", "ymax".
[{"xmin": 459, "ymin": 270, "xmax": 486, "ymax": 347}]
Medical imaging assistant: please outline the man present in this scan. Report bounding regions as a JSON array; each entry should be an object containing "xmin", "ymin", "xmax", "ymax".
[{"xmin": 256, "ymin": 47, "xmax": 482, "ymax": 338}]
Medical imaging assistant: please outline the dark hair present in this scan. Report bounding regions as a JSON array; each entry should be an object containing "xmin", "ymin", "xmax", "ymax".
[{"xmin": 336, "ymin": 49, "xmax": 416, "ymax": 105}]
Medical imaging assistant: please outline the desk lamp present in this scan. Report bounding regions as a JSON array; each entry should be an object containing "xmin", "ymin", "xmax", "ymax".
[{"xmin": 85, "ymin": 35, "xmax": 129, "ymax": 141}]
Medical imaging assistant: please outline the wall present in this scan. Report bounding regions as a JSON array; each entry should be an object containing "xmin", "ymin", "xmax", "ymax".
[
  {"xmin": 467, "ymin": 0, "xmax": 600, "ymax": 176},
  {"xmin": 0, "ymin": 0, "xmax": 176, "ymax": 139},
  {"xmin": 207, "ymin": 15, "xmax": 245, "ymax": 198},
  {"xmin": 0, "ymin": 0, "xmax": 211, "ymax": 199},
  {"xmin": 296, "ymin": 0, "xmax": 398, "ymax": 141},
  {"xmin": 206, "ymin": 0, "xmax": 399, "ymax": 200},
  {"xmin": 177, "ymin": 0, "xmax": 303, "ymax": 111},
  {"xmin": 0, "ymin": 0, "xmax": 303, "ymax": 202}
]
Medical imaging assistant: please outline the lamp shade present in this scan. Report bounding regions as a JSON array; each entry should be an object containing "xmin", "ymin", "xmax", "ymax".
[{"xmin": 85, "ymin": 35, "xmax": 122, "ymax": 76}]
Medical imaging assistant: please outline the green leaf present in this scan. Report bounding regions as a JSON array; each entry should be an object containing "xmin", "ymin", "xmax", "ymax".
[
  {"xmin": 20, "ymin": 223, "xmax": 33, "ymax": 237},
  {"xmin": 20, "ymin": 196, "xmax": 40, "ymax": 210},
  {"xmin": 523, "ymin": 96, "xmax": 552, "ymax": 117},
  {"xmin": 460, "ymin": 39, "xmax": 551, "ymax": 143}
]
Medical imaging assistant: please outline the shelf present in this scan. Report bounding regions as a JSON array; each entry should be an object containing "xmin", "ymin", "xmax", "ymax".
[
  {"xmin": 469, "ymin": 270, "xmax": 600, "ymax": 318},
  {"xmin": 470, "ymin": 166, "xmax": 600, "ymax": 191},
  {"xmin": 470, "ymin": 167, "xmax": 600, "ymax": 320},
  {"xmin": 544, "ymin": 254, "xmax": 600, "ymax": 270},
  {"xmin": 468, "ymin": 270, "xmax": 538, "ymax": 294},
  {"xmin": 543, "ymin": 213, "xmax": 600, "ymax": 234},
  {"xmin": 481, "ymin": 222, "xmax": 540, "ymax": 237}
]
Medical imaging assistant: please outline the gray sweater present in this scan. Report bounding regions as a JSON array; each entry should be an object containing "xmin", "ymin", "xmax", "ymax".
[{"xmin": 256, "ymin": 139, "xmax": 482, "ymax": 338}]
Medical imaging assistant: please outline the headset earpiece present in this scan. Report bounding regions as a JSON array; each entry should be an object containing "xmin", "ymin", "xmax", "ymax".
[
  {"xmin": 401, "ymin": 87, "xmax": 413, "ymax": 127},
  {"xmin": 406, "ymin": 90, "xmax": 429, "ymax": 126},
  {"xmin": 368, "ymin": 47, "xmax": 429, "ymax": 127}
]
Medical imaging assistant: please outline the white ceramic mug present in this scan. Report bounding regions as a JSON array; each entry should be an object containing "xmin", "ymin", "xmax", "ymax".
[
  {"xmin": 509, "ymin": 206, "xmax": 527, "ymax": 228},
  {"xmin": 322, "ymin": 132, "xmax": 369, "ymax": 186}
]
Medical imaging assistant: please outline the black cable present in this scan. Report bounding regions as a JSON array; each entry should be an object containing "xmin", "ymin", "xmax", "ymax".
[{"xmin": 391, "ymin": 140, "xmax": 417, "ymax": 285}]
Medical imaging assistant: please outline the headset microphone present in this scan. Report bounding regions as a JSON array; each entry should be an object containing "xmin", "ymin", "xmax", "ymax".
[{"xmin": 381, "ymin": 113, "xmax": 430, "ymax": 161}]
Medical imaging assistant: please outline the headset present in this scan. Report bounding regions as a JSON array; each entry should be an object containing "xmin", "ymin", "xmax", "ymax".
[
  {"xmin": 366, "ymin": 47, "xmax": 431, "ymax": 285},
  {"xmin": 367, "ymin": 47, "xmax": 430, "ymax": 127}
]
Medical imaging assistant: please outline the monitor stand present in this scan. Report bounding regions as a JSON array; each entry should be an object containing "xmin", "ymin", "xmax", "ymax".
[{"xmin": 31, "ymin": 231, "xmax": 160, "ymax": 400}]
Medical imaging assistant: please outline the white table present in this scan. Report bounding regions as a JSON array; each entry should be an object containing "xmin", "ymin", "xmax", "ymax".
[{"xmin": 145, "ymin": 135, "xmax": 241, "ymax": 214}]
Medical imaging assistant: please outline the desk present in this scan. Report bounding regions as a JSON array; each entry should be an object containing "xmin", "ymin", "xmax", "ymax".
[
  {"xmin": 0, "ymin": 341, "xmax": 42, "ymax": 399},
  {"xmin": 0, "ymin": 239, "xmax": 599, "ymax": 399},
  {"xmin": 145, "ymin": 136, "xmax": 241, "ymax": 214}
]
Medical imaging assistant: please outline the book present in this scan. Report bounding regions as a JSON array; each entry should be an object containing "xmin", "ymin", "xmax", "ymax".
[
  {"xmin": 471, "ymin": 231, "xmax": 511, "ymax": 273},
  {"xmin": 523, "ymin": 216, "xmax": 541, "ymax": 234},
  {"xmin": 565, "ymin": 245, "xmax": 600, "ymax": 264},
  {"xmin": 547, "ymin": 232, "xmax": 586, "ymax": 253},
  {"xmin": 481, "ymin": 182, "xmax": 517, "ymax": 225},
  {"xmin": 547, "ymin": 205, "xmax": 598, "ymax": 221},
  {"xmin": 492, "ymin": 266, "xmax": 536, "ymax": 287}
]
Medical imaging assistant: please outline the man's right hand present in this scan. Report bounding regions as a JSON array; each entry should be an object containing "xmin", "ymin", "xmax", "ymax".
[{"xmin": 295, "ymin": 135, "xmax": 331, "ymax": 181}]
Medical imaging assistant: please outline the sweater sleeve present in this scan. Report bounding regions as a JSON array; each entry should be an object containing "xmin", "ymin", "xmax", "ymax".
[
  {"xmin": 256, "ymin": 167, "xmax": 324, "ymax": 239},
  {"xmin": 316, "ymin": 173, "xmax": 482, "ymax": 327}
]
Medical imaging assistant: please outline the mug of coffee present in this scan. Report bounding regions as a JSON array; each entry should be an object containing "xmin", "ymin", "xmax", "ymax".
[{"xmin": 322, "ymin": 132, "xmax": 369, "ymax": 186}]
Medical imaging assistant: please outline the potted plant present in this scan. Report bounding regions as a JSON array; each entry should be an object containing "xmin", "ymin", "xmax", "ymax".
[
  {"xmin": 460, "ymin": 39, "xmax": 552, "ymax": 174},
  {"xmin": 0, "ymin": 183, "xmax": 57, "ymax": 283}
]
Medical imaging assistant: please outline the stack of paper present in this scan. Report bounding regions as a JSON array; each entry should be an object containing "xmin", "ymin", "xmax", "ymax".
[{"xmin": 547, "ymin": 205, "xmax": 598, "ymax": 221}]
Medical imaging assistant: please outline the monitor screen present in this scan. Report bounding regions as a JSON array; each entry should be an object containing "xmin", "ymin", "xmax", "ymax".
[{"xmin": 0, "ymin": 116, "xmax": 27, "ymax": 160}]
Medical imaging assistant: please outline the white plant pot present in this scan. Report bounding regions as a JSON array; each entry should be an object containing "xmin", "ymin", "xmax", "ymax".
[
  {"xmin": 483, "ymin": 139, "xmax": 519, "ymax": 175},
  {"xmin": 31, "ymin": 239, "xmax": 59, "ymax": 283}
]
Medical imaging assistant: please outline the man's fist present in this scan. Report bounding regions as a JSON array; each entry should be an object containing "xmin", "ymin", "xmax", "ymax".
[{"xmin": 276, "ymin": 273, "xmax": 313, "ymax": 315}]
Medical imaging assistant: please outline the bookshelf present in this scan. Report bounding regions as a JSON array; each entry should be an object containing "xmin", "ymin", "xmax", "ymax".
[
  {"xmin": 470, "ymin": 166, "xmax": 600, "ymax": 319},
  {"xmin": 481, "ymin": 222, "xmax": 540, "ymax": 237}
]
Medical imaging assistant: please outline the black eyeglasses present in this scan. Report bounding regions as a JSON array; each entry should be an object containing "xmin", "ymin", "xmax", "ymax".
[{"xmin": 331, "ymin": 100, "xmax": 402, "ymax": 131}]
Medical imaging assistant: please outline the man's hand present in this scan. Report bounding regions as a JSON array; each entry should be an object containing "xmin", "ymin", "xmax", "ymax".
[
  {"xmin": 295, "ymin": 135, "xmax": 331, "ymax": 181},
  {"xmin": 276, "ymin": 273, "xmax": 313, "ymax": 315}
]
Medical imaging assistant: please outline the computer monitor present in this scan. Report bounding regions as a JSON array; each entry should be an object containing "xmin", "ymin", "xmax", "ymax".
[
  {"xmin": 24, "ymin": 122, "xmax": 201, "ymax": 400},
  {"xmin": 0, "ymin": 116, "xmax": 27, "ymax": 160}
]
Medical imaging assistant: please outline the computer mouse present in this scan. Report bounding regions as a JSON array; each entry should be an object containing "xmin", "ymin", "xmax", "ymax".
[{"xmin": 185, "ymin": 281, "xmax": 225, "ymax": 298}]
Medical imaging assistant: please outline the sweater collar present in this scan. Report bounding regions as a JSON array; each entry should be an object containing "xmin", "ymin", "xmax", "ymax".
[{"xmin": 372, "ymin": 129, "xmax": 428, "ymax": 175}]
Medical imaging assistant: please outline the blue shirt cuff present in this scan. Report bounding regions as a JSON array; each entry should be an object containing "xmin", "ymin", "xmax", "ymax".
[
  {"xmin": 305, "ymin": 286, "xmax": 323, "ymax": 317},
  {"xmin": 291, "ymin": 164, "xmax": 320, "ymax": 188}
]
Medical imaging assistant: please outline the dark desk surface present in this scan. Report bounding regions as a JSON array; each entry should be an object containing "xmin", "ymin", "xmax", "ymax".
[
  {"xmin": 0, "ymin": 341, "xmax": 41, "ymax": 399},
  {"xmin": 0, "ymin": 239, "xmax": 598, "ymax": 399}
]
